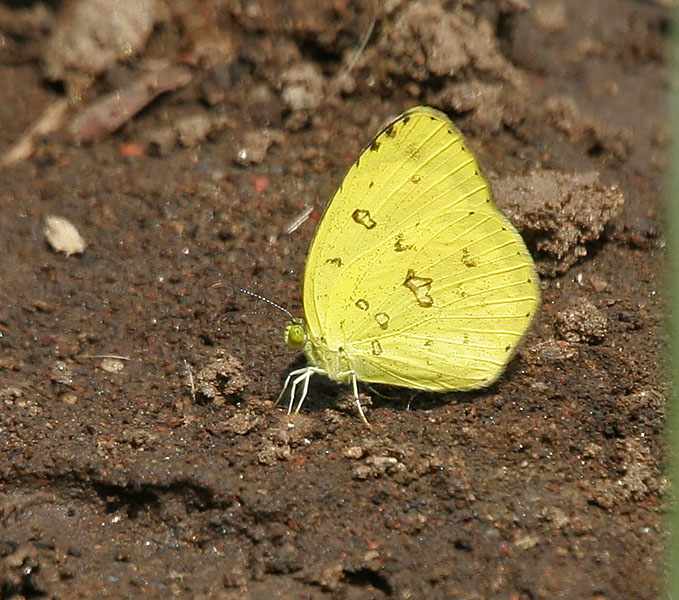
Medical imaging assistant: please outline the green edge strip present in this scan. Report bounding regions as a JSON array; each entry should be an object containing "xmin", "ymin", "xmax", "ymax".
[{"xmin": 667, "ymin": 3, "xmax": 679, "ymax": 599}]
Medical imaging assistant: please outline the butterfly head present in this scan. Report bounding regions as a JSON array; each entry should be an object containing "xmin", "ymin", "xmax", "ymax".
[{"xmin": 284, "ymin": 319, "xmax": 307, "ymax": 350}]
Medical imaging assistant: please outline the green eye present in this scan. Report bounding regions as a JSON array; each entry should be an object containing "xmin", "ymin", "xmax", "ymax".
[{"xmin": 284, "ymin": 322, "xmax": 307, "ymax": 350}]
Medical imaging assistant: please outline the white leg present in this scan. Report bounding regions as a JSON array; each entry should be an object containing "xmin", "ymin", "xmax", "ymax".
[
  {"xmin": 275, "ymin": 371, "xmax": 294, "ymax": 406},
  {"xmin": 277, "ymin": 366, "xmax": 327, "ymax": 416},
  {"xmin": 277, "ymin": 367, "xmax": 369, "ymax": 422},
  {"xmin": 289, "ymin": 369, "xmax": 312, "ymax": 414},
  {"xmin": 292, "ymin": 367, "xmax": 328, "ymax": 414},
  {"xmin": 352, "ymin": 372, "xmax": 371, "ymax": 427},
  {"xmin": 276, "ymin": 366, "xmax": 312, "ymax": 407},
  {"xmin": 337, "ymin": 370, "xmax": 370, "ymax": 427},
  {"xmin": 294, "ymin": 370, "xmax": 314, "ymax": 414}
]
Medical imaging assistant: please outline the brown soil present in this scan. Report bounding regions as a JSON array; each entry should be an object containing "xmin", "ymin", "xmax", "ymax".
[{"xmin": 0, "ymin": 1, "xmax": 668, "ymax": 598}]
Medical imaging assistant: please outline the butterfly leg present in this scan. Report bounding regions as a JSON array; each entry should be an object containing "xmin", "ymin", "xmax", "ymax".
[
  {"xmin": 287, "ymin": 368, "xmax": 312, "ymax": 414},
  {"xmin": 275, "ymin": 371, "xmax": 294, "ymax": 406},
  {"xmin": 352, "ymin": 372, "xmax": 371, "ymax": 427},
  {"xmin": 279, "ymin": 366, "xmax": 326, "ymax": 415},
  {"xmin": 338, "ymin": 370, "xmax": 370, "ymax": 427},
  {"xmin": 292, "ymin": 369, "xmax": 314, "ymax": 414},
  {"xmin": 276, "ymin": 366, "xmax": 310, "ymax": 409},
  {"xmin": 292, "ymin": 366, "xmax": 328, "ymax": 414}
]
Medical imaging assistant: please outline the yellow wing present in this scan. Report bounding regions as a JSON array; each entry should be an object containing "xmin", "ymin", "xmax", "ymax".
[{"xmin": 302, "ymin": 106, "xmax": 539, "ymax": 391}]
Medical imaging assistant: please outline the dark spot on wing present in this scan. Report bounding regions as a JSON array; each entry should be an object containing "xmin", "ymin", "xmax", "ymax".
[
  {"xmin": 352, "ymin": 209, "xmax": 377, "ymax": 229},
  {"xmin": 403, "ymin": 269, "xmax": 434, "ymax": 308}
]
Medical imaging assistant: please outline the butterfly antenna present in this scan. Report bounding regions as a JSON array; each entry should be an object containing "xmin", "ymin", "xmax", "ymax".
[{"xmin": 222, "ymin": 284, "xmax": 295, "ymax": 320}]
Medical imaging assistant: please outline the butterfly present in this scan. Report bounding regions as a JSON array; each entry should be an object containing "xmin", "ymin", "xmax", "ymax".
[{"xmin": 278, "ymin": 106, "xmax": 539, "ymax": 424}]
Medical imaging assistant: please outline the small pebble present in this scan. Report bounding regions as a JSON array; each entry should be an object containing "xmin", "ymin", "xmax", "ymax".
[
  {"xmin": 44, "ymin": 215, "xmax": 86, "ymax": 256},
  {"xmin": 343, "ymin": 446, "xmax": 364, "ymax": 459},
  {"xmin": 60, "ymin": 393, "xmax": 79, "ymax": 405},
  {"xmin": 100, "ymin": 358, "xmax": 125, "ymax": 373}
]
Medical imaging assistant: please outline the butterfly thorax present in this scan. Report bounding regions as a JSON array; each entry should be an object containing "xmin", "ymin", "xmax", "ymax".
[{"xmin": 284, "ymin": 319, "xmax": 353, "ymax": 383}]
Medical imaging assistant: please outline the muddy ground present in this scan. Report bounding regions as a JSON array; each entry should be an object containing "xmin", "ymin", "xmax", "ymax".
[{"xmin": 0, "ymin": 0, "xmax": 669, "ymax": 598}]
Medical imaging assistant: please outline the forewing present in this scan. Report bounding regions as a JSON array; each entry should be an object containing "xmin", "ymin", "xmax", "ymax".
[{"xmin": 302, "ymin": 106, "xmax": 539, "ymax": 389}]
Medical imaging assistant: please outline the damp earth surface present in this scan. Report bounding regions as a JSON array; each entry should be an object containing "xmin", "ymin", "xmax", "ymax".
[{"xmin": 0, "ymin": 1, "xmax": 668, "ymax": 598}]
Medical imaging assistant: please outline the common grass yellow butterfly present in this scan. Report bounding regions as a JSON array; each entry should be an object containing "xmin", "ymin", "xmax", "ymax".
[{"xmin": 279, "ymin": 106, "xmax": 539, "ymax": 424}]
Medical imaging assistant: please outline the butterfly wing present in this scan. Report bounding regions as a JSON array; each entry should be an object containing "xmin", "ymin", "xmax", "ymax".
[{"xmin": 302, "ymin": 106, "xmax": 539, "ymax": 390}]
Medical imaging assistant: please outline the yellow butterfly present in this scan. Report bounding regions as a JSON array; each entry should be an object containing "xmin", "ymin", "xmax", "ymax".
[{"xmin": 279, "ymin": 106, "xmax": 539, "ymax": 424}]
